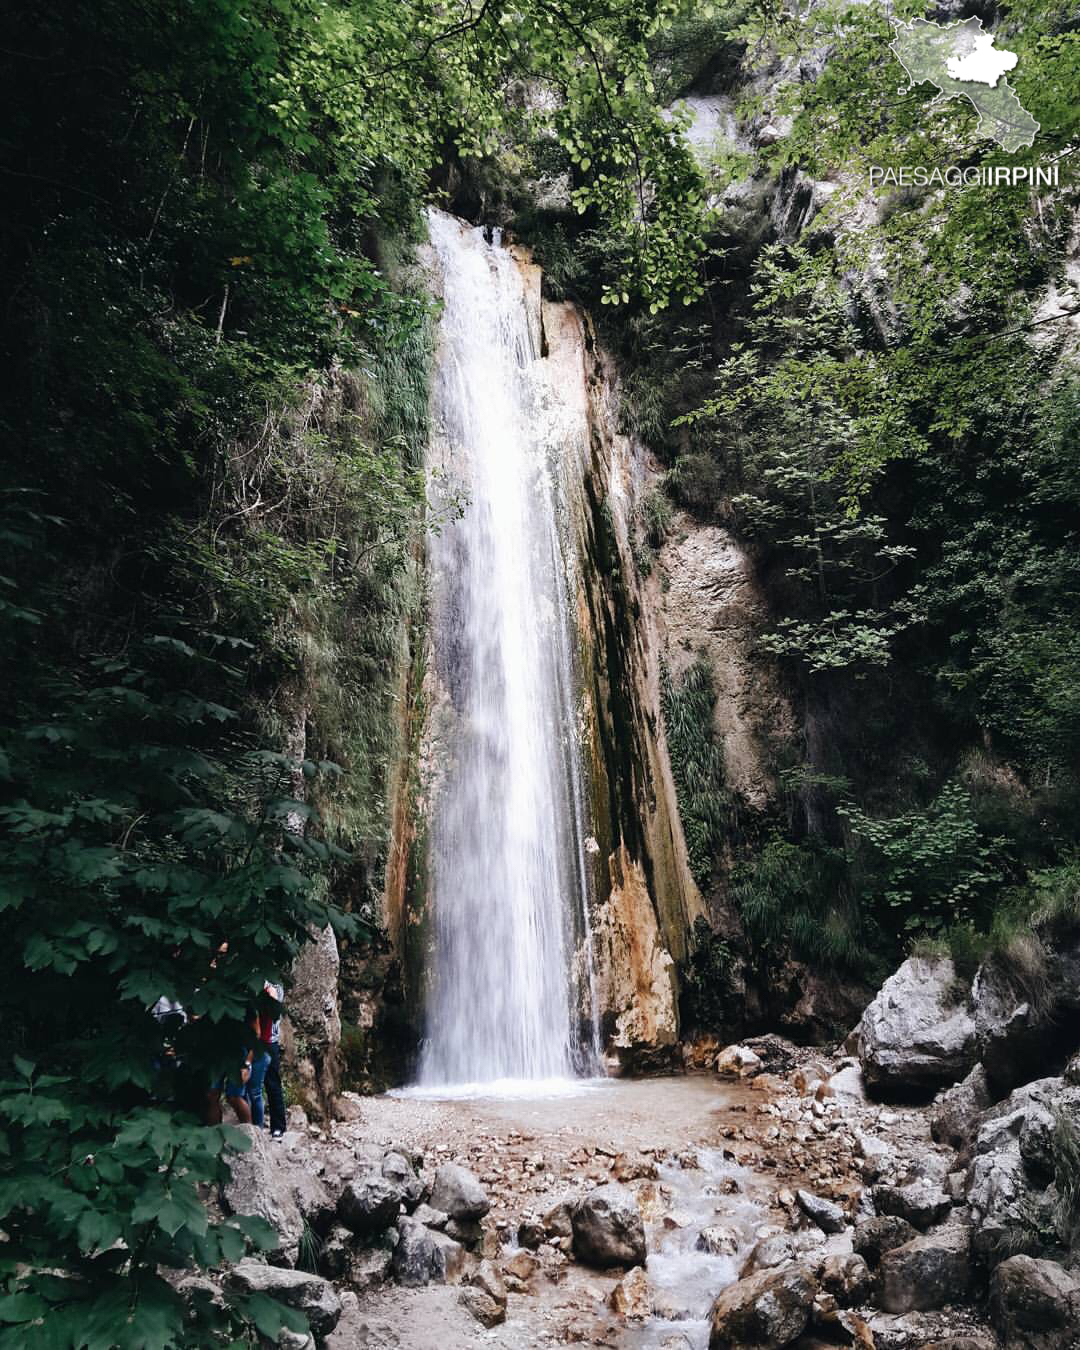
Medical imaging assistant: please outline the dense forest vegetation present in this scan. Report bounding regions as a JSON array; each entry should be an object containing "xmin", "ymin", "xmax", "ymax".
[{"xmin": 1, "ymin": 0, "xmax": 1078, "ymax": 1342}]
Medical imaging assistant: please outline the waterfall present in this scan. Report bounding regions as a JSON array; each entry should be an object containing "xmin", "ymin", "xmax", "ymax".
[{"xmin": 417, "ymin": 210, "xmax": 600, "ymax": 1090}]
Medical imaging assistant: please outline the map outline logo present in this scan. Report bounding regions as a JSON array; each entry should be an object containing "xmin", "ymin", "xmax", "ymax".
[{"xmin": 889, "ymin": 15, "xmax": 1040, "ymax": 154}]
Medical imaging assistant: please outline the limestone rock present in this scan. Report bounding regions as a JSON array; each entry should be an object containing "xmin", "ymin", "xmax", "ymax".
[
  {"xmin": 872, "ymin": 1180, "xmax": 952, "ymax": 1231},
  {"xmin": 346, "ymin": 1246, "xmax": 392, "ymax": 1295},
  {"xmin": 428, "ymin": 1162, "xmax": 490, "ymax": 1221},
  {"xmin": 989, "ymin": 1254, "xmax": 1080, "ymax": 1350},
  {"xmin": 853, "ymin": 1215, "xmax": 920, "ymax": 1267},
  {"xmin": 818, "ymin": 1253, "xmax": 872, "ymax": 1307},
  {"xmin": 220, "ymin": 1125, "xmax": 332, "ymax": 1267},
  {"xmin": 284, "ymin": 924, "xmax": 341, "ymax": 1120},
  {"xmin": 716, "ymin": 1044, "xmax": 764, "ymax": 1079},
  {"xmin": 390, "ymin": 1216, "xmax": 464, "ymax": 1287},
  {"xmin": 571, "ymin": 1182, "xmax": 646, "ymax": 1269},
  {"xmin": 743, "ymin": 1233, "xmax": 797, "ymax": 1275},
  {"xmin": 467, "ymin": 1259, "xmax": 507, "ymax": 1308},
  {"xmin": 459, "ymin": 1287, "xmax": 505, "ymax": 1328},
  {"xmin": 381, "ymin": 1150, "xmax": 424, "ymax": 1209},
  {"xmin": 930, "ymin": 1064, "xmax": 992, "ymax": 1158},
  {"xmin": 542, "ymin": 1196, "xmax": 574, "ymax": 1240},
  {"xmin": 876, "ymin": 1226, "xmax": 971, "ymax": 1314},
  {"xmin": 857, "ymin": 957, "xmax": 976, "ymax": 1094},
  {"xmin": 503, "ymin": 1250, "xmax": 538, "ymax": 1287},
  {"xmin": 227, "ymin": 1260, "xmax": 341, "ymax": 1337},
  {"xmin": 708, "ymin": 1263, "xmax": 818, "ymax": 1349},
  {"xmin": 411, "ymin": 1203, "xmax": 448, "ymax": 1230},
  {"xmin": 697, "ymin": 1225, "xmax": 741, "ymax": 1257},
  {"xmin": 337, "ymin": 1173, "xmax": 401, "ymax": 1237},
  {"xmin": 516, "ymin": 1219, "xmax": 544, "ymax": 1249},
  {"xmin": 610, "ymin": 1265, "xmax": 650, "ymax": 1320},
  {"xmin": 612, "ymin": 1150, "xmax": 659, "ymax": 1181},
  {"xmin": 796, "ymin": 1189, "xmax": 847, "ymax": 1234}
]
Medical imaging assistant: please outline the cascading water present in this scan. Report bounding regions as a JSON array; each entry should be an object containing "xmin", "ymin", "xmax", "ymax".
[{"xmin": 417, "ymin": 209, "xmax": 600, "ymax": 1091}]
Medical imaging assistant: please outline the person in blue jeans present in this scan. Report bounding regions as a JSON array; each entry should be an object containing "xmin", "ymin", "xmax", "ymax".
[{"xmin": 259, "ymin": 981, "xmax": 287, "ymax": 1138}]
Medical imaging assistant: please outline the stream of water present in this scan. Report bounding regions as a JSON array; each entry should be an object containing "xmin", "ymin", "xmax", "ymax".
[{"xmin": 416, "ymin": 210, "xmax": 599, "ymax": 1091}]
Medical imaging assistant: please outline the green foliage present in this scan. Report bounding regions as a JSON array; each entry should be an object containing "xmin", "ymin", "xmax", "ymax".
[
  {"xmin": 732, "ymin": 836, "xmax": 872, "ymax": 972},
  {"xmin": 1053, "ymin": 1108, "xmax": 1080, "ymax": 1249},
  {"xmin": 840, "ymin": 782, "xmax": 1005, "ymax": 935},
  {"xmin": 0, "ymin": 509, "xmax": 353, "ymax": 1343},
  {"xmin": 680, "ymin": 915, "xmax": 737, "ymax": 1032},
  {"xmin": 660, "ymin": 659, "xmax": 731, "ymax": 885}
]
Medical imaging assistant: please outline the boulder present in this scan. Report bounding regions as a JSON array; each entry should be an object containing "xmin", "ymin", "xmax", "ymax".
[
  {"xmin": 610, "ymin": 1265, "xmax": 650, "ymax": 1320},
  {"xmin": 542, "ymin": 1196, "xmax": 575, "ymax": 1240},
  {"xmin": 458, "ymin": 1287, "xmax": 505, "ymax": 1328},
  {"xmin": 716, "ymin": 1044, "xmax": 764, "ymax": 1078},
  {"xmin": 380, "ymin": 1150, "xmax": 424, "ymax": 1209},
  {"xmin": 390, "ymin": 1216, "xmax": 464, "ymax": 1287},
  {"xmin": 612, "ymin": 1150, "xmax": 659, "ymax": 1181},
  {"xmin": 220, "ymin": 1125, "xmax": 332, "ymax": 1267},
  {"xmin": 796, "ymin": 1189, "xmax": 847, "ymax": 1234},
  {"xmin": 872, "ymin": 1180, "xmax": 952, "ymax": 1231},
  {"xmin": 742, "ymin": 1234, "xmax": 797, "ymax": 1276},
  {"xmin": 965, "ymin": 1079, "xmax": 1072, "ymax": 1257},
  {"xmin": 346, "ymin": 1246, "xmax": 392, "ymax": 1295},
  {"xmin": 428, "ymin": 1163, "xmax": 489, "ymax": 1221},
  {"xmin": 697, "ymin": 1225, "xmax": 741, "ymax": 1257},
  {"xmin": 466, "ymin": 1259, "xmax": 506, "ymax": 1309},
  {"xmin": 857, "ymin": 958, "xmax": 976, "ymax": 1094},
  {"xmin": 930, "ymin": 1064, "xmax": 992, "ymax": 1158},
  {"xmin": 810, "ymin": 1294, "xmax": 875, "ymax": 1347},
  {"xmin": 708, "ymin": 1264, "xmax": 817, "ymax": 1349},
  {"xmin": 967, "ymin": 1142, "xmax": 1031, "ymax": 1257},
  {"xmin": 411, "ymin": 1203, "xmax": 448, "ymax": 1230},
  {"xmin": 516, "ymin": 1219, "xmax": 544, "ymax": 1249},
  {"xmin": 317, "ymin": 1225, "xmax": 354, "ymax": 1280},
  {"xmin": 227, "ymin": 1260, "xmax": 341, "ymax": 1337},
  {"xmin": 336, "ymin": 1173, "xmax": 401, "ymax": 1237},
  {"xmin": 818, "ymin": 1253, "xmax": 872, "ymax": 1307},
  {"xmin": 570, "ymin": 1183, "xmax": 646, "ymax": 1269},
  {"xmin": 853, "ymin": 1215, "xmax": 918, "ymax": 1267},
  {"xmin": 989, "ymin": 1254, "xmax": 1080, "ymax": 1350},
  {"xmin": 876, "ymin": 1226, "xmax": 971, "ymax": 1314}
]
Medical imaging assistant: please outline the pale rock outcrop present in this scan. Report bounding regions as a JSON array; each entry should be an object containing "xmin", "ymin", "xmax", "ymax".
[
  {"xmin": 931, "ymin": 1064, "xmax": 992, "ymax": 1158},
  {"xmin": 858, "ymin": 957, "xmax": 976, "ymax": 1093},
  {"xmin": 655, "ymin": 517, "xmax": 793, "ymax": 809},
  {"xmin": 590, "ymin": 845, "xmax": 679, "ymax": 1053},
  {"xmin": 220, "ymin": 1125, "xmax": 332, "ymax": 1267},
  {"xmin": 284, "ymin": 923, "xmax": 342, "ymax": 1120}
]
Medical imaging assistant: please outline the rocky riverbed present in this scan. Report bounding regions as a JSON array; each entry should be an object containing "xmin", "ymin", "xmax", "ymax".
[{"xmin": 190, "ymin": 1002, "xmax": 1080, "ymax": 1350}]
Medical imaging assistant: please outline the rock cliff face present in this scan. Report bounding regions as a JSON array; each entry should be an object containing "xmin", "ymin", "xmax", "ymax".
[{"xmin": 542, "ymin": 294, "xmax": 701, "ymax": 1063}]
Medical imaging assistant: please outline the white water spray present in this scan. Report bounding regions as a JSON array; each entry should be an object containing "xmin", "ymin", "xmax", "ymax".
[{"xmin": 417, "ymin": 210, "xmax": 600, "ymax": 1091}]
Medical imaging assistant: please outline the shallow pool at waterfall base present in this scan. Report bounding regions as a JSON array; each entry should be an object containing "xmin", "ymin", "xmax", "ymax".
[{"xmin": 390, "ymin": 1075, "xmax": 609, "ymax": 1101}]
